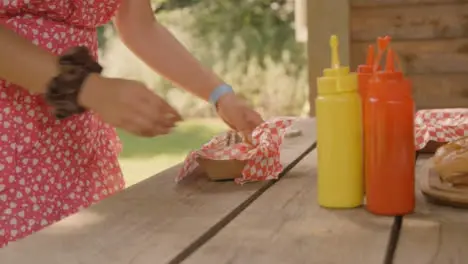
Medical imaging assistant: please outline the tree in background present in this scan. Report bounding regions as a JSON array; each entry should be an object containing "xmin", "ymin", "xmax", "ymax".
[
  {"xmin": 100, "ymin": 0, "xmax": 309, "ymax": 118},
  {"xmin": 154, "ymin": 0, "xmax": 305, "ymax": 66}
]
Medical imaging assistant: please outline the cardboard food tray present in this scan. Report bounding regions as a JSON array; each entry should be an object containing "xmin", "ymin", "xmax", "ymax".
[
  {"xmin": 196, "ymin": 158, "xmax": 246, "ymax": 181},
  {"xmin": 196, "ymin": 131, "xmax": 247, "ymax": 181},
  {"xmin": 193, "ymin": 125, "xmax": 302, "ymax": 181}
]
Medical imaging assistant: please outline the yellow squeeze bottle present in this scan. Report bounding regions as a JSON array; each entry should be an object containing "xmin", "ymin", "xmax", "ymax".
[{"xmin": 316, "ymin": 35, "xmax": 363, "ymax": 208}]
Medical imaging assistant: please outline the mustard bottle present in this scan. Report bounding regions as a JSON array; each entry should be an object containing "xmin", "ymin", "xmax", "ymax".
[{"xmin": 316, "ymin": 35, "xmax": 363, "ymax": 208}]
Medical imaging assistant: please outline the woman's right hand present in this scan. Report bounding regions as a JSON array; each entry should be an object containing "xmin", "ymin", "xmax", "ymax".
[{"xmin": 79, "ymin": 74, "xmax": 182, "ymax": 137}]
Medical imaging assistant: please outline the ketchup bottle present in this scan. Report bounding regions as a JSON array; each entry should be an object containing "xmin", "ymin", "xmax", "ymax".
[
  {"xmin": 358, "ymin": 37, "xmax": 388, "ymax": 114},
  {"xmin": 364, "ymin": 41, "xmax": 415, "ymax": 216},
  {"xmin": 357, "ymin": 44, "xmax": 375, "ymax": 101},
  {"xmin": 358, "ymin": 37, "xmax": 387, "ymax": 193}
]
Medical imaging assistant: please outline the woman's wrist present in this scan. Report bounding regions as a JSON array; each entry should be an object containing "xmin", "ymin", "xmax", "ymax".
[
  {"xmin": 78, "ymin": 73, "xmax": 105, "ymax": 110},
  {"xmin": 216, "ymin": 92, "xmax": 236, "ymax": 110},
  {"xmin": 45, "ymin": 46, "xmax": 102, "ymax": 119}
]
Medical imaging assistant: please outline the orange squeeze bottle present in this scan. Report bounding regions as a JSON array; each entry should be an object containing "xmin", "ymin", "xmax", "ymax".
[
  {"xmin": 359, "ymin": 37, "xmax": 388, "ymax": 193},
  {"xmin": 364, "ymin": 44, "xmax": 415, "ymax": 216},
  {"xmin": 358, "ymin": 36, "xmax": 390, "ymax": 100},
  {"xmin": 357, "ymin": 44, "xmax": 375, "ymax": 100}
]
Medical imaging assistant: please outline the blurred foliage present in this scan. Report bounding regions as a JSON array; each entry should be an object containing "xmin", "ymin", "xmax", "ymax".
[
  {"xmin": 152, "ymin": 0, "xmax": 198, "ymax": 13},
  {"xmin": 152, "ymin": 0, "xmax": 305, "ymax": 69},
  {"xmin": 99, "ymin": 0, "xmax": 309, "ymax": 118}
]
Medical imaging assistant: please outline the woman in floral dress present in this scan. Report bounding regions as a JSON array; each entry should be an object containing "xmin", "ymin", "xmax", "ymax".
[{"xmin": 0, "ymin": 0, "xmax": 263, "ymax": 247}]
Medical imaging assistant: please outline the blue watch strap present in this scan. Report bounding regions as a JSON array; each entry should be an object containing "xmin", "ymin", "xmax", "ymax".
[{"xmin": 209, "ymin": 84, "xmax": 234, "ymax": 105}]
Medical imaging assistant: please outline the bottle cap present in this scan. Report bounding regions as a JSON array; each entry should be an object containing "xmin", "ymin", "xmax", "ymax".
[
  {"xmin": 357, "ymin": 44, "xmax": 374, "ymax": 74},
  {"xmin": 317, "ymin": 35, "xmax": 357, "ymax": 95},
  {"xmin": 376, "ymin": 48, "xmax": 404, "ymax": 81},
  {"xmin": 368, "ymin": 40, "xmax": 411, "ymax": 99},
  {"xmin": 373, "ymin": 36, "xmax": 391, "ymax": 72}
]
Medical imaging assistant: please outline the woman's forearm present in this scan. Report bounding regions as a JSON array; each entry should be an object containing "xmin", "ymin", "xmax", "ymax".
[
  {"xmin": 115, "ymin": 4, "xmax": 224, "ymax": 101},
  {"xmin": 0, "ymin": 25, "xmax": 59, "ymax": 93}
]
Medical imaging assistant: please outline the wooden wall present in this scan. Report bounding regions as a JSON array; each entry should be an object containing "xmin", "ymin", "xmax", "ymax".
[
  {"xmin": 307, "ymin": 0, "xmax": 350, "ymax": 116},
  {"xmin": 350, "ymin": 0, "xmax": 468, "ymax": 109}
]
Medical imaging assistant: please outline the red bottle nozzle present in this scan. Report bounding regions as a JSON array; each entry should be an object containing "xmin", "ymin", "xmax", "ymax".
[
  {"xmin": 358, "ymin": 44, "xmax": 375, "ymax": 74},
  {"xmin": 378, "ymin": 47, "xmax": 403, "ymax": 81},
  {"xmin": 377, "ymin": 36, "xmax": 391, "ymax": 53},
  {"xmin": 374, "ymin": 36, "xmax": 391, "ymax": 72},
  {"xmin": 366, "ymin": 45, "xmax": 375, "ymax": 67},
  {"xmin": 385, "ymin": 48, "xmax": 395, "ymax": 73}
]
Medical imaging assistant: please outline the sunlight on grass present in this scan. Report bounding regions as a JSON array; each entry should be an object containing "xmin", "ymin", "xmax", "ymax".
[{"xmin": 118, "ymin": 118, "xmax": 227, "ymax": 186}]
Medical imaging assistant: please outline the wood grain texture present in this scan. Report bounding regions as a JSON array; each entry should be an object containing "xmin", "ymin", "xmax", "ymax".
[
  {"xmin": 412, "ymin": 74, "xmax": 468, "ymax": 109},
  {"xmin": 397, "ymin": 219, "xmax": 468, "ymax": 264},
  {"xmin": 0, "ymin": 118, "xmax": 317, "ymax": 264},
  {"xmin": 185, "ymin": 152, "xmax": 395, "ymax": 264},
  {"xmin": 351, "ymin": 39, "xmax": 468, "ymax": 74},
  {"xmin": 351, "ymin": 39, "xmax": 468, "ymax": 109},
  {"xmin": 395, "ymin": 154, "xmax": 468, "ymax": 264},
  {"xmin": 352, "ymin": 0, "xmax": 468, "ymax": 7},
  {"xmin": 351, "ymin": 4, "xmax": 468, "ymax": 41},
  {"xmin": 307, "ymin": 0, "xmax": 350, "ymax": 116}
]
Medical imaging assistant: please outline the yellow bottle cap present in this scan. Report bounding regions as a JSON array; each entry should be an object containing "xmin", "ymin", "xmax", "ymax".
[{"xmin": 317, "ymin": 35, "xmax": 358, "ymax": 95}]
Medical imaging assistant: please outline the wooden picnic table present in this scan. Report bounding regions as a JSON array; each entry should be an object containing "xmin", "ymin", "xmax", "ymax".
[{"xmin": 1, "ymin": 118, "xmax": 467, "ymax": 264}]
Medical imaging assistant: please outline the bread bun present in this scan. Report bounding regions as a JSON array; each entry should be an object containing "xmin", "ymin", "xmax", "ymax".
[{"xmin": 433, "ymin": 136, "xmax": 468, "ymax": 186}]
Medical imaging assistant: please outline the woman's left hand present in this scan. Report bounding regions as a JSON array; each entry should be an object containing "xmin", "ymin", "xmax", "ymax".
[{"xmin": 216, "ymin": 93, "xmax": 264, "ymax": 139}]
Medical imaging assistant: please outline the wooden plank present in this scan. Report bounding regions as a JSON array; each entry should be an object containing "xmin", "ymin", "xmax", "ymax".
[
  {"xmin": 350, "ymin": 39, "xmax": 468, "ymax": 109},
  {"xmin": 351, "ymin": 39, "xmax": 468, "ymax": 74},
  {"xmin": 426, "ymin": 223, "xmax": 468, "ymax": 263},
  {"xmin": 185, "ymin": 152, "xmax": 395, "ymax": 263},
  {"xmin": 351, "ymin": 4, "xmax": 468, "ymax": 41},
  {"xmin": 392, "ymin": 154, "xmax": 440, "ymax": 264},
  {"xmin": 395, "ymin": 154, "xmax": 468, "ymax": 263},
  {"xmin": 307, "ymin": 0, "xmax": 350, "ymax": 116},
  {"xmin": 394, "ymin": 217, "xmax": 441, "ymax": 264},
  {"xmin": 352, "ymin": 0, "xmax": 468, "ymax": 7},
  {"xmin": 0, "ymin": 118, "xmax": 317, "ymax": 264},
  {"xmin": 326, "ymin": 71, "xmax": 468, "ymax": 110},
  {"xmin": 397, "ymin": 220, "xmax": 468, "ymax": 264},
  {"xmin": 412, "ymin": 74, "xmax": 468, "ymax": 109}
]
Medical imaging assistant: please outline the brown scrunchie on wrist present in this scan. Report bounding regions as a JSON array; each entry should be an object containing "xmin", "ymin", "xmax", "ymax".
[{"xmin": 45, "ymin": 46, "xmax": 103, "ymax": 120}]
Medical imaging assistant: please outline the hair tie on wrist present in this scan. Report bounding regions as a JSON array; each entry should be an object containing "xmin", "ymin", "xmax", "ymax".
[{"xmin": 45, "ymin": 46, "xmax": 102, "ymax": 120}]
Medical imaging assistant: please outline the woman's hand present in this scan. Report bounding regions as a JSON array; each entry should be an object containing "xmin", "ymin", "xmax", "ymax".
[
  {"xmin": 216, "ymin": 93, "xmax": 264, "ymax": 139},
  {"xmin": 79, "ymin": 74, "xmax": 182, "ymax": 137}
]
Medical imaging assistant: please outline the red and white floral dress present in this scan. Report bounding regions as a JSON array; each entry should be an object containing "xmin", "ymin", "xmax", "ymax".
[{"xmin": 0, "ymin": 0, "xmax": 125, "ymax": 247}]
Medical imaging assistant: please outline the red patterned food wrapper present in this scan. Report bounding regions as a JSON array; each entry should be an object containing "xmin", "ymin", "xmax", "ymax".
[
  {"xmin": 415, "ymin": 108, "xmax": 468, "ymax": 150},
  {"xmin": 176, "ymin": 117, "xmax": 294, "ymax": 184}
]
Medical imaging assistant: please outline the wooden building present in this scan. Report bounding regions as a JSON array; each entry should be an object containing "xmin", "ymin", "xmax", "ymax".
[{"xmin": 304, "ymin": 0, "xmax": 468, "ymax": 115}]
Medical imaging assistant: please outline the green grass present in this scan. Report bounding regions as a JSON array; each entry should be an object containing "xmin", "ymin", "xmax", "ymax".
[{"xmin": 118, "ymin": 118, "xmax": 227, "ymax": 186}]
